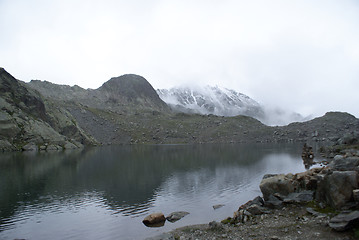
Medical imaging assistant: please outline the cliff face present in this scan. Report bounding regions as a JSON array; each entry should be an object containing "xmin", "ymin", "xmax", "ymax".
[
  {"xmin": 0, "ymin": 68, "xmax": 47, "ymax": 121},
  {"xmin": 0, "ymin": 68, "xmax": 95, "ymax": 151}
]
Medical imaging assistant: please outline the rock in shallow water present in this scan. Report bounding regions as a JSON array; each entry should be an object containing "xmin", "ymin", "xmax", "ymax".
[
  {"xmin": 213, "ymin": 204, "xmax": 225, "ymax": 210},
  {"xmin": 166, "ymin": 211, "xmax": 190, "ymax": 223},
  {"xmin": 143, "ymin": 213, "xmax": 166, "ymax": 227}
]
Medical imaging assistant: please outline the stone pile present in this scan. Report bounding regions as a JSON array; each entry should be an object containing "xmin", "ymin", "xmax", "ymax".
[
  {"xmin": 245, "ymin": 150, "xmax": 359, "ymax": 232},
  {"xmin": 220, "ymin": 148, "xmax": 359, "ymax": 233}
]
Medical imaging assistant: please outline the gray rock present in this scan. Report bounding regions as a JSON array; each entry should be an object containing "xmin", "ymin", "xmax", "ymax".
[
  {"xmin": 246, "ymin": 204, "xmax": 267, "ymax": 215},
  {"xmin": 166, "ymin": 211, "xmax": 189, "ymax": 223},
  {"xmin": 213, "ymin": 204, "xmax": 225, "ymax": 210},
  {"xmin": 260, "ymin": 174, "xmax": 294, "ymax": 200},
  {"xmin": 265, "ymin": 194, "xmax": 283, "ymax": 209},
  {"xmin": 329, "ymin": 211, "xmax": 359, "ymax": 231},
  {"xmin": 39, "ymin": 145, "xmax": 47, "ymax": 151},
  {"xmin": 22, "ymin": 142, "xmax": 38, "ymax": 151},
  {"xmin": 330, "ymin": 156, "xmax": 359, "ymax": 171},
  {"xmin": 262, "ymin": 173, "xmax": 280, "ymax": 179},
  {"xmin": 316, "ymin": 171, "xmax": 358, "ymax": 209},
  {"xmin": 251, "ymin": 196, "xmax": 265, "ymax": 206},
  {"xmin": 47, "ymin": 144, "xmax": 61, "ymax": 151},
  {"xmin": 64, "ymin": 142, "xmax": 79, "ymax": 149},
  {"xmin": 283, "ymin": 190, "xmax": 314, "ymax": 203}
]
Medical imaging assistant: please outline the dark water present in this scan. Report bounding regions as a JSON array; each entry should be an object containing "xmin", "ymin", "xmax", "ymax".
[{"xmin": 0, "ymin": 143, "xmax": 313, "ymax": 240}]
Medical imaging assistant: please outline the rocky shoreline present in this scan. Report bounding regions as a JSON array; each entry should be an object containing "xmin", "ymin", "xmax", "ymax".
[{"xmin": 147, "ymin": 142, "xmax": 359, "ymax": 240}]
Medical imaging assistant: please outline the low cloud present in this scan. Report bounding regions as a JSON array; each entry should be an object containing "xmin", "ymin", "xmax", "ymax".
[{"xmin": 0, "ymin": 0, "xmax": 358, "ymax": 118}]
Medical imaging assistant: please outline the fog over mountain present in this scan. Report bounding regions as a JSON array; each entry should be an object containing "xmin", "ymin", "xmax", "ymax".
[{"xmin": 157, "ymin": 85, "xmax": 308, "ymax": 126}]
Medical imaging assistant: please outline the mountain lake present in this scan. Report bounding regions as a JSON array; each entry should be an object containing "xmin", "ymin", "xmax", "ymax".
[{"xmin": 0, "ymin": 143, "xmax": 323, "ymax": 240}]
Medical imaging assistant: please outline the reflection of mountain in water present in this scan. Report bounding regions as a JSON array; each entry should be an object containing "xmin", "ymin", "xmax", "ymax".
[{"xmin": 0, "ymin": 144, "xmax": 303, "ymax": 228}]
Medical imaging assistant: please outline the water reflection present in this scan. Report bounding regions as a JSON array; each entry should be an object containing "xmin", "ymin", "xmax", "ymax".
[{"xmin": 0, "ymin": 143, "xmax": 306, "ymax": 240}]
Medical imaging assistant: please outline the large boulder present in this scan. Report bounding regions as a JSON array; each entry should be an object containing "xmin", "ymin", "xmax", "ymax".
[
  {"xmin": 329, "ymin": 157, "xmax": 359, "ymax": 171},
  {"xmin": 259, "ymin": 174, "xmax": 295, "ymax": 200},
  {"xmin": 316, "ymin": 171, "xmax": 358, "ymax": 209}
]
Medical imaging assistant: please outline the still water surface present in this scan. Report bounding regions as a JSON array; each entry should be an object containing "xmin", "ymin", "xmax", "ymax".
[{"xmin": 0, "ymin": 143, "xmax": 313, "ymax": 240}]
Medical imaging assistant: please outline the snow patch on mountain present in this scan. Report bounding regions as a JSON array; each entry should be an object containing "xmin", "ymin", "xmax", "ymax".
[
  {"xmin": 157, "ymin": 85, "xmax": 308, "ymax": 126},
  {"xmin": 157, "ymin": 85, "xmax": 264, "ymax": 119}
]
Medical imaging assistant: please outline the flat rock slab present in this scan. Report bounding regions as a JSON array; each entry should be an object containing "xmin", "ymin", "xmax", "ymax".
[
  {"xmin": 264, "ymin": 194, "xmax": 283, "ymax": 209},
  {"xmin": 166, "ymin": 211, "xmax": 190, "ymax": 223},
  {"xmin": 283, "ymin": 190, "xmax": 314, "ymax": 203},
  {"xmin": 306, "ymin": 208, "xmax": 327, "ymax": 218},
  {"xmin": 329, "ymin": 210, "xmax": 359, "ymax": 231}
]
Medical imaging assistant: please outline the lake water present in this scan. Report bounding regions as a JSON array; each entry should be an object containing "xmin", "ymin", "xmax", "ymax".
[{"xmin": 0, "ymin": 143, "xmax": 316, "ymax": 240}]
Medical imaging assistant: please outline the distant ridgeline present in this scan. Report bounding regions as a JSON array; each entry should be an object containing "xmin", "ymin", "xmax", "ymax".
[{"xmin": 0, "ymin": 67, "xmax": 358, "ymax": 152}]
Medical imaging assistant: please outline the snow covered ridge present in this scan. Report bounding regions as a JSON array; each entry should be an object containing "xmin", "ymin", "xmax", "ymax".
[
  {"xmin": 157, "ymin": 85, "xmax": 264, "ymax": 118},
  {"xmin": 157, "ymin": 85, "xmax": 308, "ymax": 126}
]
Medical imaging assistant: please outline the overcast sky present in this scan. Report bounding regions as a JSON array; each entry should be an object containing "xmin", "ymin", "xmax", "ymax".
[{"xmin": 1, "ymin": 0, "xmax": 358, "ymax": 118}]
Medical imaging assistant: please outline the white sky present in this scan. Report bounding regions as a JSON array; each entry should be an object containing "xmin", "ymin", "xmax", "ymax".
[{"xmin": 0, "ymin": 0, "xmax": 358, "ymax": 118}]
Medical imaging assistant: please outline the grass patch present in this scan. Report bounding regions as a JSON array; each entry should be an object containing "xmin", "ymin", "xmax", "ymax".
[{"xmin": 306, "ymin": 200, "xmax": 339, "ymax": 216}]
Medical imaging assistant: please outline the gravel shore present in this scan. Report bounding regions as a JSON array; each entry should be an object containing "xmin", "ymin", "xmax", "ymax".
[{"xmin": 148, "ymin": 203, "xmax": 355, "ymax": 240}]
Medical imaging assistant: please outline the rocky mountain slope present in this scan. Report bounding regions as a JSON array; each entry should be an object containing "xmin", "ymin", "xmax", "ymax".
[
  {"xmin": 0, "ymin": 68, "xmax": 95, "ymax": 151},
  {"xmin": 157, "ymin": 86, "xmax": 306, "ymax": 126},
  {"xmin": 29, "ymin": 74, "xmax": 169, "ymax": 114},
  {"xmin": 1, "ymin": 68, "xmax": 359, "ymax": 151}
]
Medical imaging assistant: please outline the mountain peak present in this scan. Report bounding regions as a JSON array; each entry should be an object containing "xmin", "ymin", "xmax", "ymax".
[
  {"xmin": 100, "ymin": 74, "xmax": 152, "ymax": 96},
  {"xmin": 99, "ymin": 74, "xmax": 168, "ymax": 110},
  {"xmin": 157, "ymin": 85, "xmax": 264, "ymax": 119}
]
